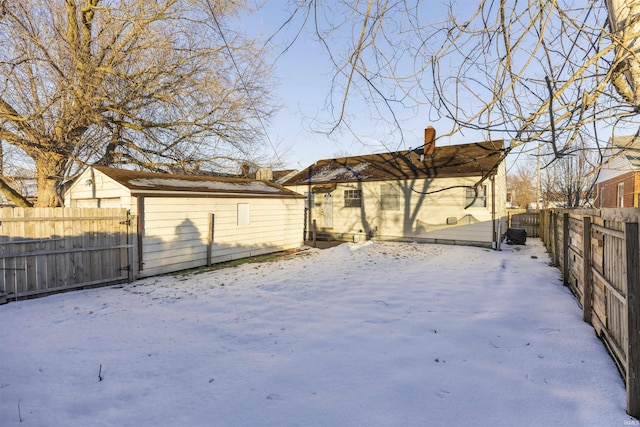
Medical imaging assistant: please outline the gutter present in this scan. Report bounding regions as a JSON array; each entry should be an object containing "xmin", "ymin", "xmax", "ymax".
[{"xmin": 491, "ymin": 174, "xmax": 500, "ymax": 250}]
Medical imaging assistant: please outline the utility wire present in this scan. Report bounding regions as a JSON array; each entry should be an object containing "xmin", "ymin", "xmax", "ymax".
[{"xmin": 204, "ymin": 0, "xmax": 284, "ymax": 167}]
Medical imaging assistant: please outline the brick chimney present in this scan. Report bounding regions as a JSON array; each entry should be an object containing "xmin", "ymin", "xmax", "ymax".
[
  {"xmin": 241, "ymin": 163, "xmax": 250, "ymax": 177},
  {"xmin": 424, "ymin": 126, "xmax": 436, "ymax": 156}
]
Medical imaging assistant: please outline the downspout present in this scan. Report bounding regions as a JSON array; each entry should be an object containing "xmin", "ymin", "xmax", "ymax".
[
  {"xmin": 491, "ymin": 174, "xmax": 499, "ymax": 250},
  {"xmin": 307, "ymin": 166, "xmax": 313, "ymax": 241},
  {"xmin": 137, "ymin": 196, "xmax": 145, "ymax": 272}
]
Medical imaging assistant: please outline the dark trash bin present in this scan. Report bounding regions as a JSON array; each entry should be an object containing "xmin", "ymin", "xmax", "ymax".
[{"xmin": 505, "ymin": 228, "xmax": 527, "ymax": 245}]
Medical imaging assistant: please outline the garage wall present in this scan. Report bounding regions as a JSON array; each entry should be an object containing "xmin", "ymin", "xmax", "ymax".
[{"xmin": 138, "ymin": 196, "xmax": 304, "ymax": 278}]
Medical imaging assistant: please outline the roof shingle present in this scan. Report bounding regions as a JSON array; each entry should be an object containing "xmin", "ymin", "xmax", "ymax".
[
  {"xmin": 92, "ymin": 166, "xmax": 303, "ymax": 197},
  {"xmin": 283, "ymin": 140, "xmax": 506, "ymax": 185}
]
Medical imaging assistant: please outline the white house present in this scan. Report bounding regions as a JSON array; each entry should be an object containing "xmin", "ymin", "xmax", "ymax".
[
  {"xmin": 283, "ymin": 130, "xmax": 508, "ymax": 249},
  {"xmin": 64, "ymin": 166, "xmax": 305, "ymax": 278}
]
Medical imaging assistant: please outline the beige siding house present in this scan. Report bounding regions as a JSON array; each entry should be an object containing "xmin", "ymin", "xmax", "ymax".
[
  {"xmin": 283, "ymin": 134, "xmax": 508, "ymax": 249},
  {"xmin": 64, "ymin": 166, "xmax": 305, "ymax": 278}
]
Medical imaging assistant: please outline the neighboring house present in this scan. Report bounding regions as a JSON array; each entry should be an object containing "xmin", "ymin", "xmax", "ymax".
[
  {"xmin": 0, "ymin": 176, "xmax": 37, "ymax": 206},
  {"xmin": 64, "ymin": 166, "xmax": 305, "ymax": 278},
  {"xmin": 595, "ymin": 135, "xmax": 640, "ymax": 208},
  {"xmin": 282, "ymin": 131, "xmax": 508, "ymax": 249}
]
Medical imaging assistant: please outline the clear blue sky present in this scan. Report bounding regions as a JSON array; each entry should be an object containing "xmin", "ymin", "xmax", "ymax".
[
  {"xmin": 241, "ymin": 2, "xmax": 633, "ymax": 178},
  {"xmin": 242, "ymin": 2, "xmax": 489, "ymax": 171}
]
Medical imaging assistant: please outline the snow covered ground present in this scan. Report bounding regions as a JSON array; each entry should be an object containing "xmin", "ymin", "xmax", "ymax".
[{"xmin": 0, "ymin": 239, "xmax": 635, "ymax": 426}]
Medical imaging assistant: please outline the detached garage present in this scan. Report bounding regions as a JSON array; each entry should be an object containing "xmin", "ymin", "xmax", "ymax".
[{"xmin": 64, "ymin": 166, "xmax": 305, "ymax": 278}]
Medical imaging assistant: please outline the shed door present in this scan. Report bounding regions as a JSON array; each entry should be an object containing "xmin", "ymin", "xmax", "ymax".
[{"xmin": 322, "ymin": 193, "xmax": 333, "ymax": 228}]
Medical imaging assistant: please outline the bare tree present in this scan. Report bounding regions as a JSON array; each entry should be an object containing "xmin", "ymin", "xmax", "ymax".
[
  {"xmin": 0, "ymin": 0, "xmax": 277, "ymax": 207},
  {"xmin": 606, "ymin": 0, "xmax": 640, "ymax": 105},
  {"xmin": 426, "ymin": 1, "xmax": 640, "ymax": 157},
  {"xmin": 542, "ymin": 145, "xmax": 598, "ymax": 207},
  {"xmin": 507, "ymin": 165, "xmax": 536, "ymax": 209},
  {"xmin": 269, "ymin": 1, "xmax": 639, "ymax": 171}
]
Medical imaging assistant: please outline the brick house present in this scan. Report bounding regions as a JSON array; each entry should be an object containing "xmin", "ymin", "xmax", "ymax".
[{"xmin": 595, "ymin": 135, "xmax": 640, "ymax": 208}]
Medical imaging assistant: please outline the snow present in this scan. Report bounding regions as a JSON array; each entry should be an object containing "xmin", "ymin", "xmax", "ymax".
[
  {"xmin": 0, "ymin": 239, "xmax": 635, "ymax": 426},
  {"xmin": 128, "ymin": 178, "xmax": 283, "ymax": 193},
  {"xmin": 306, "ymin": 162, "xmax": 370, "ymax": 183}
]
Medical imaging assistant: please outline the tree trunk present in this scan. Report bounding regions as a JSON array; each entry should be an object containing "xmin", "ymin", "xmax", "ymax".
[
  {"xmin": 34, "ymin": 152, "xmax": 67, "ymax": 207},
  {"xmin": 607, "ymin": 0, "xmax": 640, "ymax": 106},
  {"xmin": 0, "ymin": 177, "xmax": 32, "ymax": 207}
]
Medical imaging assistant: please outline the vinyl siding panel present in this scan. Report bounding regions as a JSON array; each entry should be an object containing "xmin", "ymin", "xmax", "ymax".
[
  {"xmin": 65, "ymin": 168, "xmax": 305, "ymax": 279},
  {"xmin": 64, "ymin": 168, "xmax": 130, "ymax": 202},
  {"xmin": 138, "ymin": 196, "xmax": 304, "ymax": 277},
  {"xmin": 599, "ymin": 150, "xmax": 634, "ymax": 182},
  {"xmin": 289, "ymin": 173, "xmax": 504, "ymax": 246}
]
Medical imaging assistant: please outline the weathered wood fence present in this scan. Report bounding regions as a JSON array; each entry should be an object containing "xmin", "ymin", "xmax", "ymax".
[
  {"xmin": 540, "ymin": 208, "xmax": 640, "ymax": 417},
  {"xmin": 0, "ymin": 208, "xmax": 133, "ymax": 301},
  {"xmin": 509, "ymin": 210, "xmax": 540, "ymax": 238}
]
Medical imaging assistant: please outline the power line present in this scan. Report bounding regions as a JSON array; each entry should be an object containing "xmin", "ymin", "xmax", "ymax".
[{"xmin": 204, "ymin": 0, "xmax": 284, "ymax": 167}]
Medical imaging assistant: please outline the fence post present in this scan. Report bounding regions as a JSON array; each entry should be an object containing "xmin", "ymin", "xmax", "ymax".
[
  {"xmin": 127, "ymin": 211, "xmax": 136, "ymax": 282},
  {"xmin": 582, "ymin": 216, "xmax": 593, "ymax": 324},
  {"xmin": 563, "ymin": 213, "xmax": 569, "ymax": 286},
  {"xmin": 625, "ymin": 221, "xmax": 640, "ymax": 417},
  {"xmin": 206, "ymin": 213, "xmax": 215, "ymax": 267},
  {"xmin": 548, "ymin": 211, "xmax": 554, "ymax": 262},
  {"xmin": 538, "ymin": 210, "xmax": 544, "ymax": 242},
  {"xmin": 552, "ymin": 212, "xmax": 559, "ymax": 266},
  {"xmin": 312, "ymin": 219, "xmax": 317, "ymax": 248}
]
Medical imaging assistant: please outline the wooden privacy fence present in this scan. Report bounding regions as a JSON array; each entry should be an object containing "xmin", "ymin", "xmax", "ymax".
[
  {"xmin": 0, "ymin": 208, "xmax": 133, "ymax": 301},
  {"xmin": 540, "ymin": 208, "xmax": 640, "ymax": 417},
  {"xmin": 508, "ymin": 210, "xmax": 540, "ymax": 238}
]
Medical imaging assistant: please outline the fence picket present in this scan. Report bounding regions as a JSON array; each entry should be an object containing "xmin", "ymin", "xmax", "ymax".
[
  {"xmin": 542, "ymin": 207, "xmax": 640, "ymax": 418},
  {"xmin": 0, "ymin": 208, "xmax": 132, "ymax": 300}
]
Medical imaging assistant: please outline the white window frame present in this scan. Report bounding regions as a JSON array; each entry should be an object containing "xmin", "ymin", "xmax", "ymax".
[
  {"xmin": 304, "ymin": 192, "xmax": 315, "ymax": 209},
  {"xmin": 465, "ymin": 186, "xmax": 487, "ymax": 208},
  {"xmin": 380, "ymin": 184, "xmax": 400, "ymax": 210},
  {"xmin": 237, "ymin": 203, "xmax": 250, "ymax": 226},
  {"xmin": 617, "ymin": 183, "xmax": 624, "ymax": 208},
  {"xmin": 344, "ymin": 189, "xmax": 362, "ymax": 208}
]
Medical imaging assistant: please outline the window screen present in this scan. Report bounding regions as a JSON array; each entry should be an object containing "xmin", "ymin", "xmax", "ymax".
[
  {"xmin": 465, "ymin": 186, "xmax": 487, "ymax": 207},
  {"xmin": 381, "ymin": 184, "xmax": 400, "ymax": 210},
  {"xmin": 344, "ymin": 189, "xmax": 362, "ymax": 207}
]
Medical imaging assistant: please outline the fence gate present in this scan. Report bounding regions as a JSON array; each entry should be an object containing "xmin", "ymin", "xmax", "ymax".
[
  {"xmin": 509, "ymin": 211, "xmax": 540, "ymax": 238},
  {"xmin": 0, "ymin": 207, "xmax": 133, "ymax": 301}
]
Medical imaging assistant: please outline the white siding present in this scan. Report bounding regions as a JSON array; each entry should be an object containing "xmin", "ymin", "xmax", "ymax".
[
  {"xmin": 64, "ymin": 168, "xmax": 130, "ymax": 204},
  {"xmin": 598, "ymin": 149, "xmax": 633, "ymax": 182},
  {"xmin": 290, "ymin": 173, "xmax": 506, "ymax": 247},
  {"xmin": 65, "ymin": 168, "xmax": 305, "ymax": 279},
  {"xmin": 138, "ymin": 196, "xmax": 304, "ymax": 278}
]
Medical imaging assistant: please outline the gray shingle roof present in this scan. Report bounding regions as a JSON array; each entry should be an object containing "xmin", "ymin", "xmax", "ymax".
[{"xmin": 92, "ymin": 166, "xmax": 303, "ymax": 197}]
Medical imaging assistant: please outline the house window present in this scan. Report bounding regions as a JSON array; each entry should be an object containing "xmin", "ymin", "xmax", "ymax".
[
  {"xmin": 465, "ymin": 186, "xmax": 487, "ymax": 207},
  {"xmin": 381, "ymin": 184, "xmax": 400, "ymax": 210},
  {"xmin": 304, "ymin": 192, "xmax": 315, "ymax": 209},
  {"xmin": 237, "ymin": 203, "xmax": 250, "ymax": 225},
  {"xmin": 600, "ymin": 188, "xmax": 604, "ymax": 208},
  {"xmin": 344, "ymin": 189, "xmax": 362, "ymax": 207},
  {"xmin": 617, "ymin": 183, "xmax": 624, "ymax": 207}
]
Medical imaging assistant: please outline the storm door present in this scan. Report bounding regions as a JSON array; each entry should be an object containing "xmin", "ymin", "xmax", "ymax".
[{"xmin": 322, "ymin": 193, "xmax": 333, "ymax": 228}]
